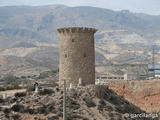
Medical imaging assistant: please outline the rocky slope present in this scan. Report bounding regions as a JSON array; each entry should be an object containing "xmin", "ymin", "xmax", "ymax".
[
  {"xmin": 0, "ymin": 57, "xmax": 7, "ymax": 67},
  {"xmin": 0, "ymin": 85, "xmax": 154, "ymax": 120}
]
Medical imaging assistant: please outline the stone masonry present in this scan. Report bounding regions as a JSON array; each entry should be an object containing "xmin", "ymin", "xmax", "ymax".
[{"xmin": 57, "ymin": 27, "xmax": 97, "ymax": 88}]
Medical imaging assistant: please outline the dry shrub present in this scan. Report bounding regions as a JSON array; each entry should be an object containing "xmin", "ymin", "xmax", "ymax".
[
  {"xmin": 48, "ymin": 81, "xmax": 58, "ymax": 88},
  {"xmin": 95, "ymin": 85, "xmax": 109, "ymax": 99},
  {"xmin": 26, "ymin": 85, "xmax": 35, "ymax": 92},
  {"xmin": 3, "ymin": 108, "xmax": 10, "ymax": 115},
  {"xmin": 83, "ymin": 98, "xmax": 96, "ymax": 107},
  {"xmin": 12, "ymin": 114, "xmax": 21, "ymax": 120},
  {"xmin": 39, "ymin": 89, "xmax": 54, "ymax": 95},
  {"xmin": 11, "ymin": 104, "xmax": 25, "ymax": 112},
  {"xmin": 15, "ymin": 92, "xmax": 26, "ymax": 98}
]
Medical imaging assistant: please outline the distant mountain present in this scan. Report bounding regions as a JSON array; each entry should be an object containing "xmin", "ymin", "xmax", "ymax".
[
  {"xmin": 0, "ymin": 5, "xmax": 160, "ymax": 46},
  {"xmin": 0, "ymin": 5, "xmax": 160, "ymax": 76}
]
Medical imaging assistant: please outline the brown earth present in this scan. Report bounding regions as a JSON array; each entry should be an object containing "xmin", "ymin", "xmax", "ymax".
[
  {"xmin": 0, "ymin": 89, "xmax": 26, "ymax": 97},
  {"xmin": 0, "ymin": 57, "xmax": 7, "ymax": 67},
  {"xmin": 108, "ymin": 79, "xmax": 160, "ymax": 113}
]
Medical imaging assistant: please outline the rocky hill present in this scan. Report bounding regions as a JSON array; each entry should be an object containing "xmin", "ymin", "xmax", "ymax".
[{"xmin": 0, "ymin": 85, "xmax": 155, "ymax": 120}]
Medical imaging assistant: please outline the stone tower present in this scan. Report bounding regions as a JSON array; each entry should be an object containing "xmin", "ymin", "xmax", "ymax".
[{"xmin": 57, "ymin": 27, "xmax": 97, "ymax": 88}]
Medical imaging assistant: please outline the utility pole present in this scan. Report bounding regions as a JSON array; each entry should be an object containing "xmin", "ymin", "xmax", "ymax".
[
  {"xmin": 63, "ymin": 80, "xmax": 66, "ymax": 120},
  {"xmin": 152, "ymin": 45, "xmax": 155, "ymax": 78}
]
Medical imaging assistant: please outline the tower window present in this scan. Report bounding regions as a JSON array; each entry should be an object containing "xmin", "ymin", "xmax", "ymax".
[
  {"xmin": 65, "ymin": 54, "xmax": 67, "ymax": 58},
  {"xmin": 84, "ymin": 53, "xmax": 86, "ymax": 58},
  {"xmin": 72, "ymin": 39, "xmax": 75, "ymax": 42}
]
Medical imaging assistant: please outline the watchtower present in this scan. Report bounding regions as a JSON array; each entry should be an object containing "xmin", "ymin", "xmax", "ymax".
[{"xmin": 57, "ymin": 27, "xmax": 97, "ymax": 88}]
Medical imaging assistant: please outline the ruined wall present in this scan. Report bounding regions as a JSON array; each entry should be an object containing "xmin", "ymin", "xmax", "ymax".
[
  {"xmin": 108, "ymin": 79, "xmax": 160, "ymax": 113},
  {"xmin": 58, "ymin": 27, "xmax": 97, "ymax": 88}
]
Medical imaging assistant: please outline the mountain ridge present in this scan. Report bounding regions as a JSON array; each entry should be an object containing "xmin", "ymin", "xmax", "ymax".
[{"xmin": 0, "ymin": 5, "xmax": 160, "ymax": 76}]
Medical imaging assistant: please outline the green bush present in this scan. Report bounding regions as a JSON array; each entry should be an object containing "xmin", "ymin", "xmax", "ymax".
[
  {"xmin": 6, "ymin": 83, "xmax": 21, "ymax": 90},
  {"xmin": 13, "ymin": 83, "xmax": 21, "ymax": 89},
  {"xmin": 0, "ymin": 87, "xmax": 6, "ymax": 91},
  {"xmin": 0, "ymin": 83, "xmax": 21, "ymax": 91}
]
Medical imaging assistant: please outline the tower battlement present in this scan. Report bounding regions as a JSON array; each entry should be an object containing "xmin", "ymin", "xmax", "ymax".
[{"xmin": 57, "ymin": 27, "xmax": 97, "ymax": 34}]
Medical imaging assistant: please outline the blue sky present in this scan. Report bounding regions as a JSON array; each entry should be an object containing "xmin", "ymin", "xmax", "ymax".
[{"xmin": 0, "ymin": 0, "xmax": 159, "ymax": 15}]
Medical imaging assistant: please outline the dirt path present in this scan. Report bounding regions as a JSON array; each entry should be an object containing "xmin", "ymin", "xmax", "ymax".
[{"xmin": 0, "ymin": 89, "xmax": 26, "ymax": 97}]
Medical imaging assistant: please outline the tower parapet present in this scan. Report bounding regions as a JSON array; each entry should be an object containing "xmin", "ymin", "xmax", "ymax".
[{"xmin": 57, "ymin": 27, "xmax": 97, "ymax": 34}]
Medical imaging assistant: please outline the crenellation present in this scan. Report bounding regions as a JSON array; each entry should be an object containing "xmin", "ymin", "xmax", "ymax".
[{"xmin": 57, "ymin": 27, "xmax": 97, "ymax": 34}]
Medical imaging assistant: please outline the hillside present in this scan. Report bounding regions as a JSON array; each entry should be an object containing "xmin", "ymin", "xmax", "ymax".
[
  {"xmin": 0, "ymin": 5, "xmax": 160, "ymax": 45},
  {"xmin": 0, "ymin": 85, "xmax": 154, "ymax": 120},
  {"xmin": 0, "ymin": 5, "xmax": 160, "ymax": 76}
]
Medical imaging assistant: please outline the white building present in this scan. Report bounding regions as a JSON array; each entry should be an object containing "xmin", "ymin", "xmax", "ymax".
[{"xmin": 95, "ymin": 73, "xmax": 128, "ymax": 85}]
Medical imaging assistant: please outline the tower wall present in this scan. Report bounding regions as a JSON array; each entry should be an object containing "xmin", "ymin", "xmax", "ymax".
[{"xmin": 57, "ymin": 27, "xmax": 97, "ymax": 88}]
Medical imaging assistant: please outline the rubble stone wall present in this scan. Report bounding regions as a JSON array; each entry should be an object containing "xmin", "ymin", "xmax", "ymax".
[{"xmin": 58, "ymin": 27, "xmax": 97, "ymax": 88}]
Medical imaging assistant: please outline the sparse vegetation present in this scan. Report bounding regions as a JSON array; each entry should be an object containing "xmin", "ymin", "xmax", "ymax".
[
  {"xmin": 95, "ymin": 85, "xmax": 109, "ymax": 99},
  {"xmin": 0, "ymin": 83, "xmax": 21, "ymax": 91},
  {"xmin": 21, "ymin": 76, "xmax": 26, "ymax": 79},
  {"xmin": 15, "ymin": 92, "xmax": 26, "ymax": 98},
  {"xmin": 83, "ymin": 98, "xmax": 96, "ymax": 107},
  {"xmin": 11, "ymin": 104, "xmax": 25, "ymax": 112},
  {"xmin": 26, "ymin": 84, "xmax": 35, "ymax": 92},
  {"xmin": 3, "ymin": 108, "xmax": 10, "ymax": 115},
  {"xmin": 12, "ymin": 114, "xmax": 21, "ymax": 120},
  {"xmin": 3, "ymin": 108, "xmax": 10, "ymax": 118},
  {"xmin": 23, "ymin": 108, "xmax": 34, "ymax": 114},
  {"xmin": 0, "ymin": 85, "xmax": 151, "ymax": 120},
  {"xmin": 0, "ymin": 98, "xmax": 4, "ymax": 103},
  {"xmin": 39, "ymin": 88, "xmax": 54, "ymax": 95},
  {"xmin": 38, "ymin": 69, "xmax": 59, "ymax": 79},
  {"xmin": 3, "ymin": 74, "xmax": 17, "ymax": 84},
  {"xmin": 0, "ymin": 87, "xmax": 6, "ymax": 91}
]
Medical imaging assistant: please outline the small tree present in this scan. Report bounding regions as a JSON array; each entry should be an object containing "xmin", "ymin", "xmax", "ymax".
[{"xmin": 3, "ymin": 74, "xmax": 17, "ymax": 85}]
